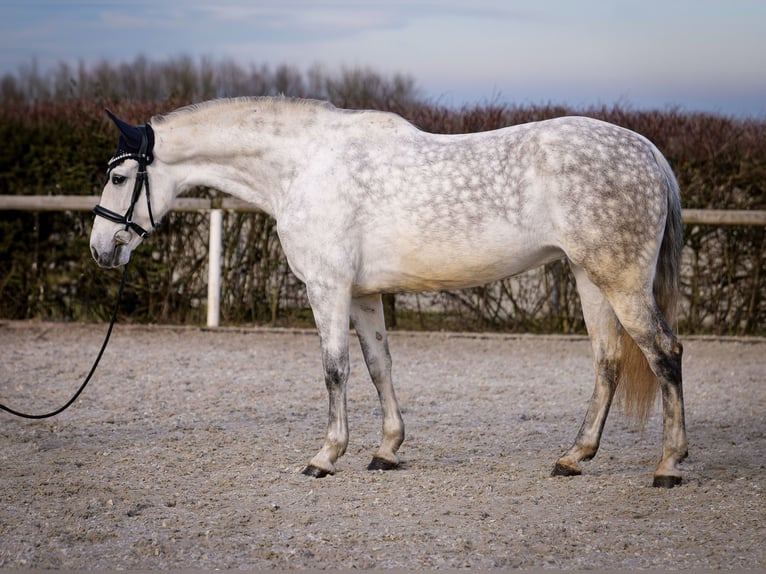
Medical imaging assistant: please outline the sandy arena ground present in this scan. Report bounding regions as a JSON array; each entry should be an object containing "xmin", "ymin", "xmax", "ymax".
[{"xmin": 0, "ymin": 320, "xmax": 764, "ymax": 569}]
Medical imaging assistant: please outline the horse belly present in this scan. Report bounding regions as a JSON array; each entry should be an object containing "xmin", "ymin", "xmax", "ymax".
[{"xmin": 353, "ymin": 226, "xmax": 562, "ymax": 296}]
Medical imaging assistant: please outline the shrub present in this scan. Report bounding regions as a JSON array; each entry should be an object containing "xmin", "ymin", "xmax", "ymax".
[{"xmin": 1, "ymin": 58, "xmax": 764, "ymax": 334}]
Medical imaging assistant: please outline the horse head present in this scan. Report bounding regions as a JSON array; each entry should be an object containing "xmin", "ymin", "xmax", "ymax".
[{"xmin": 90, "ymin": 110, "xmax": 170, "ymax": 268}]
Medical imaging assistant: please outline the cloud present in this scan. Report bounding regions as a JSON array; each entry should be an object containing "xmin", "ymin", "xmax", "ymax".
[{"xmin": 0, "ymin": 0, "xmax": 763, "ymax": 116}]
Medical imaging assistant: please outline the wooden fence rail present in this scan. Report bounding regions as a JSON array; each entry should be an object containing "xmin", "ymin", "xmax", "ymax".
[
  {"xmin": 1, "ymin": 195, "xmax": 765, "ymax": 226},
  {"xmin": 0, "ymin": 195, "xmax": 261, "ymax": 213},
  {"xmin": 2, "ymin": 195, "xmax": 765, "ymax": 327}
]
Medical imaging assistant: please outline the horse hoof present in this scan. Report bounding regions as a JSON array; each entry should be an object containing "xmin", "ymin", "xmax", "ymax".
[
  {"xmin": 367, "ymin": 457, "xmax": 398, "ymax": 471},
  {"xmin": 652, "ymin": 475, "xmax": 682, "ymax": 488},
  {"xmin": 301, "ymin": 464, "xmax": 332, "ymax": 478},
  {"xmin": 551, "ymin": 462, "xmax": 581, "ymax": 477}
]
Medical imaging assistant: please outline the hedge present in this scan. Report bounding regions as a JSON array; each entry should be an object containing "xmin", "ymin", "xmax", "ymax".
[{"xmin": 1, "ymin": 60, "xmax": 764, "ymax": 334}]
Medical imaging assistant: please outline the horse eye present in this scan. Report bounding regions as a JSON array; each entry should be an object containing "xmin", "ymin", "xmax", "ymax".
[{"xmin": 111, "ymin": 174, "xmax": 127, "ymax": 186}]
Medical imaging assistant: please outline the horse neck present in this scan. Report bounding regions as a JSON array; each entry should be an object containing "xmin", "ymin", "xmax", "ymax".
[{"xmin": 152, "ymin": 101, "xmax": 320, "ymax": 217}]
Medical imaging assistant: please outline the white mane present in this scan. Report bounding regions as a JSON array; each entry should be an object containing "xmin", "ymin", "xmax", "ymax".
[{"xmin": 150, "ymin": 96, "xmax": 339, "ymax": 126}]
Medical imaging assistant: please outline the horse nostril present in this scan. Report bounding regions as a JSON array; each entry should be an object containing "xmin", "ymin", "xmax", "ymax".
[{"xmin": 91, "ymin": 245, "xmax": 100, "ymax": 261}]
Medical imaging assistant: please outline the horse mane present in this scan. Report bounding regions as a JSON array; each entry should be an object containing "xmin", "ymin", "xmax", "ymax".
[{"xmin": 150, "ymin": 96, "xmax": 337, "ymax": 125}]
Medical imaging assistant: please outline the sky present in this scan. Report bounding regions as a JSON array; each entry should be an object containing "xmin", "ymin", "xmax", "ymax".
[{"xmin": 1, "ymin": 0, "xmax": 765, "ymax": 117}]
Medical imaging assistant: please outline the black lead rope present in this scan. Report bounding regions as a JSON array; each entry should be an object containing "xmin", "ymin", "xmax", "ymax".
[
  {"xmin": 4, "ymin": 113, "xmax": 152, "ymax": 420},
  {"xmin": 0, "ymin": 263, "xmax": 129, "ymax": 420}
]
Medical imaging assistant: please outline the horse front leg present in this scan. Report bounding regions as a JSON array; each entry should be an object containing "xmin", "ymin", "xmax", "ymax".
[
  {"xmin": 302, "ymin": 283, "xmax": 352, "ymax": 478},
  {"xmin": 350, "ymin": 294, "xmax": 405, "ymax": 471}
]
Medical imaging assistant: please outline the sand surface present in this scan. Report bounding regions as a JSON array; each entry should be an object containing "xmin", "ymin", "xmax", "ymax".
[{"xmin": 1, "ymin": 321, "xmax": 763, "ymax": 569}]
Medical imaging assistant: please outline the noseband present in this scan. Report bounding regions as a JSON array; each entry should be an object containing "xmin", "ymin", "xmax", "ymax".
[{"xmin": 93, "ymin": 124, "xmax": 157, "ymax": 239}]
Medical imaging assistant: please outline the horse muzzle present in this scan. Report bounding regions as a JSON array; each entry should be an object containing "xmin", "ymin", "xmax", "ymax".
[{"xmin": 90, "ymin": 230, "xmax": 135, "ymax": 268}]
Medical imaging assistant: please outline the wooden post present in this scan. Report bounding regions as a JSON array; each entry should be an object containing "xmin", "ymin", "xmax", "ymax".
[{"xmin": 207, "ymin": 209, "xmax": 223, "ymax": 327}]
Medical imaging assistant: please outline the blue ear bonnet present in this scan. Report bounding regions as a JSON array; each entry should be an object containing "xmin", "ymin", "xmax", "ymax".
[{"xmin": 105, "ymin": 109, "xmax": 155, "ymax": 165}]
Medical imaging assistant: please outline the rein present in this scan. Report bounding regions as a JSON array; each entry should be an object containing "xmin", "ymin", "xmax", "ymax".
[
  {"xmin": 1, "ymin": 114, "xmax": 155, "ymax": 420},
  {"xmin": 0, "ymin": 263, "xmax": 129, "ymax": 419}
]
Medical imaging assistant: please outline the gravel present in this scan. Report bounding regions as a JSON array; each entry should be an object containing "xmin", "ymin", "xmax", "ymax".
[{"xmin": 1, "ymin": 321, "xmax": 763, "ymax": 569}]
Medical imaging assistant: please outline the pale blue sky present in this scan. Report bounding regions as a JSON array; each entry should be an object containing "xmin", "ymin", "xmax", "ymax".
[{"xmin": 1, "ymin": 0, "xmax": 765, "ymax": 116}]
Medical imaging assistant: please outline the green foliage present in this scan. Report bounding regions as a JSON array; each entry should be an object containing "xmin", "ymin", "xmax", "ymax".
[{"xmin": 1, "ymin": 58, "xmax": 764, "ymax": 334}]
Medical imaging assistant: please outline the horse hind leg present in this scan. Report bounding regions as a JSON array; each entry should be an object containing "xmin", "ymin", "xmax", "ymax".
[
  {"xmin": 553, "ymin": 265, "xmax": 622, "ymax": 478},
  {"xmin": 606, "ymin": 289, "xmax": 687, "ymax": 488},
  {"xmin": 350, "ymin": 294, "xmax": 405, "ymax": 471}
]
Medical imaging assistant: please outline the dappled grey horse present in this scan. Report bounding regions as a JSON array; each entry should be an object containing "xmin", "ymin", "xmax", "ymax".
[{"xmin": 91, "ymin": 97, "xmax": 687, "ymax": 488}]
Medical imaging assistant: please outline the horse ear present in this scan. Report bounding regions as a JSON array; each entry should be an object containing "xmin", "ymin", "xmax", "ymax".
[
  {"xmin": 105, "ymin": 109, "xmax": 154, "ymax": 163},
  {"xmin": 105, "ymin": 108, "xmax": 144, "ymax": 152}
]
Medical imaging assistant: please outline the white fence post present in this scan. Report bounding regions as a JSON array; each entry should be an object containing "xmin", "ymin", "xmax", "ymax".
[{"xmin": 207, "ymin": 209, "xmax": 223, "ymax": 328}]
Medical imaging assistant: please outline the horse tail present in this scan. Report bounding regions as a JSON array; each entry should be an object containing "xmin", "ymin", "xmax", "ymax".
[{"xmin": 617, "ymin": 144, "xmax": 683, "ymax": 424}]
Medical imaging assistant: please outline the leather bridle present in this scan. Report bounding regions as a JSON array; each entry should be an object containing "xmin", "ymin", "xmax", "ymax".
[{"xmin": 93, "ymin": 123, "xmax": 157, "ymax": 239}]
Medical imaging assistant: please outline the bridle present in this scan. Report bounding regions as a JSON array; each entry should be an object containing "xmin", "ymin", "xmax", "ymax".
[{"xmin": 93, "ymin": 123, "xmax": 157, "ymax": 239}]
